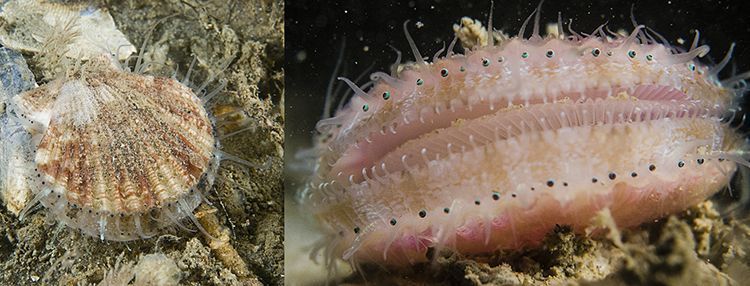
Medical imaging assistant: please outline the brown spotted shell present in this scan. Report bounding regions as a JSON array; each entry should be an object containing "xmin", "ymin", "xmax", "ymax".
[{"xmin": 13, "ymin": 56, "xmax": 216, "ymax": 240}]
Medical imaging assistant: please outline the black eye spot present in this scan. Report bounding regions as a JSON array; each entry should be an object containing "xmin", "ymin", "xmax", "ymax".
[
  {"xmin": 546, "ymin": 50, "xmax": 554, "ymax": 58},
  {"xmin": 389, "ymin": 218, "xmax": 397, "ymax": 226},
  {"xmin": 563, "ymin": 182, "xmax": 568, "ymax": 187},
  {"xmin": 592, "ymin": 48, "xmax": 601, "ymax": 57},
  {"xmin": 631, "ymin": 172, "xmax": 638, "ymax": 177},
  {"xmin": 609, "ymin": 172, "xmax": 617, "ymax": 180},
  {"xmin": 474, "ymin": 200, "xmax": 481, "ymax": 205},
  {"xmin": 649, "ymin": 164, "xmax": 656, "ymax": 171},
  {"xmin": 592, "ymin": 177, "xmax": 598, "ymax": 183},
  {"xmin": 354, "ymin": 227, "xmax": 360, "ymax": 234},
  {"xmin": 547, "ymin": 180, "xmax": 554, "ymax": 187},
  {"xmin": 492, "ymin": 192, "xmax": 500, "ymax": 200},
  {"xmin": 697, "ymin": 158, "xmax": 704, "ymax": 165},
  {"xmin": 419, "ymin": 210, "xmax": 427, "ymax": 218},
  {"xmin": 443, "ymin": 207, "xmax": 450, "ymax": 214},
  {"xmin": 497, "ymin": 56, "xmax": 505, "ymax": 63},
  {"xmin": 678, "ymin": 161, "xmax": 685, "ymax": 168},
  {"xmin": 511, "ymin": 193, "xmax": 517, "ymax": 198}
]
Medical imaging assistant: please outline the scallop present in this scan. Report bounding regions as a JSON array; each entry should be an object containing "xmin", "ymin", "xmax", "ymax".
[{"xmin": 11, "ymin": 55, "xmax": 219, "ymax": 241}]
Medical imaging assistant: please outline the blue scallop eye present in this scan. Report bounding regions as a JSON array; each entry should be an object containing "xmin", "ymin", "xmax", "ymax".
[{"xmin": 688, "ymin": 63, "xmax": 696, "ymax": 71}]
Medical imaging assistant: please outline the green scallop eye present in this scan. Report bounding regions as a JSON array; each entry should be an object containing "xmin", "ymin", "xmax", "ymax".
[
  {"xmin": 382, "ymin": 91, "xmax": 391, "ymax": 100},
  {"xmin": 416, "ymin": 78, "xmax": 424, "ymax": 85},
  {"xmin": 482, "ymin": 58, "xmax": 490, "ymax": 67},
  {"xmin": 521, "ymin": 52, "xmax": 529, "ymax": 59},
  {"xmin": 627, "ymin": 50, "xmax": 636, "ymax": 58},
  {"xmin": 688, "ymin": 63, "xmax": 696, "ymax": 71},
  {"xmin": 646, "ymin": 54, "xmax": 653, "ymax": 61},
  {"xmin": 440, "ymin": 68, "xmax": 448, "ymax": 77},
  {"xmin": 362, "ymin": 104, "xmax": 369, "ymax": 112}
]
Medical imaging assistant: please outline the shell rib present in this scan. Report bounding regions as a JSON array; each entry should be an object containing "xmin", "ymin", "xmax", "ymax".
[{"xmin": 13, "ymin": 56, "xmax": 216, "ymax": 240}]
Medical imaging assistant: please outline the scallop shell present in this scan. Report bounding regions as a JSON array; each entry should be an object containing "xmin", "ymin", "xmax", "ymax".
[
  {"xmin": 0, "ymin": 0, "xmax": 136, "ymax": 61},
  {"xmin": 13, "ymin": 55, "xmax": 216, "ymax": 240},
  {"xmin": 0, "ymin": 46, "xmax": 38, "ymax": 215}
]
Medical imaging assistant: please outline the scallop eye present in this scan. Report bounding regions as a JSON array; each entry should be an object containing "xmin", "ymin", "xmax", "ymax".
[
  {"xmin": 591, "ymin": 48, "xmax": 601, "ymax": 57},
  {"xmin": 646, "ymin": 54, "xmax": 653, "ymax": 61},
  {"xmin": 627, "ymin": 50, "xmax": 636, "ymax": 58},
  {"xmin": 482, "ymin": 58, "xmax": 490, "ymax": 67},
  {"xmin": 382, "ymin": 91, "xmax": 391, "ymax": 100},
  {"xmin": 688, "ymin": 63, "xmax": 696, "ymax": 71},
  {"xmin": 440, "ymin": 68, "xmax": 449, "ymax": 77},
  {"xmin": 362, "ymin": 104, "xmax": 369, "ymax": 112},
  {"xmin": 546, "ymin": 50, "xmax": 554, "ymax": 58}
]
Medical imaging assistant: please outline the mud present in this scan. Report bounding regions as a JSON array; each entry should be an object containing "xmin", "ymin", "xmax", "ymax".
[{"xmin": 0, "ymin": 0, "xmax": 284, "ymax": 285}]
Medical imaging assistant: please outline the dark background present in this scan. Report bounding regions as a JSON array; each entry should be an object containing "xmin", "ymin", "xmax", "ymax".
[{"xmin": 285, "ymin": 0, "xmax": 750, "ymax": 189}]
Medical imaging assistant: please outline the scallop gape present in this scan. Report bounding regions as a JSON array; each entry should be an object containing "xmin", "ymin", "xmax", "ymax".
[{"xmin": 303, "ymin": 5, "xmax": 749, "ymax": 267}]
